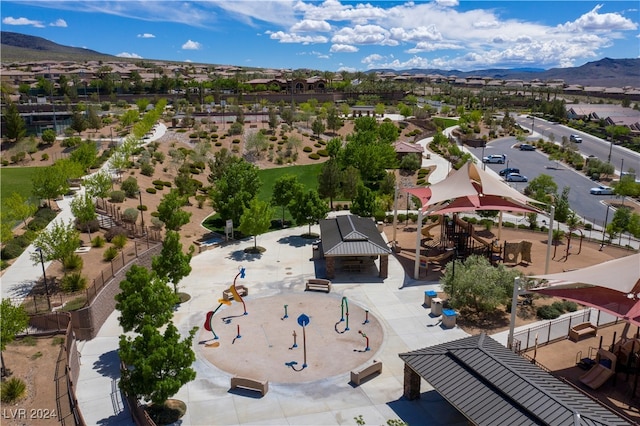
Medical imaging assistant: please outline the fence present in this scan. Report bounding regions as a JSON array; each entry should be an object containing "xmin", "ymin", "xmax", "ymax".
[
  {"xmin": 16, "ymin": 313, "xmax": 86, "ymax": 426},
  {"xmin": 95, "ymin": 198, "xmax": 162, "ymax": 242},
  {"xmin": 512, "ymin": 308, "xmax": 621, "ymax": 353},
  {"xmin": 19, "ymin": 239, "xmax": 160, "ymax": 314}
]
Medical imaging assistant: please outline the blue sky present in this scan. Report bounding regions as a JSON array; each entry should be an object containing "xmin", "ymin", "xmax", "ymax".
[{"xmin": 2, "ymin": 1, "xmax": 638, "ymax": 72}]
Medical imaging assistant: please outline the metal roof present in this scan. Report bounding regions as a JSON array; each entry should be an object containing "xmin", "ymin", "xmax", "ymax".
[
  {"xmin": 399, "ymin": 334, "xmax": 631, "ymax": 426},
  {"xmin": 319, "ymin": 215, "xmax": 391, "ymax": 257}
]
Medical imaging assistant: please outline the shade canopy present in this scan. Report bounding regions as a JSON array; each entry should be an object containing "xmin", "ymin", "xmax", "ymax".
[
  {"xmin": 530, "ymin": 253, "xmax": 640, "ymax": 326},
  {"xmin": 406, "ymin": 161, "xmax": 542, "ymax": 214}
]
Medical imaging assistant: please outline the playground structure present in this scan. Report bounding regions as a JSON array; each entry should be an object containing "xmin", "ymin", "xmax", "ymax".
[{"xmin": 580, "ymin": 349, "xmax": 617, "ymax": 390}]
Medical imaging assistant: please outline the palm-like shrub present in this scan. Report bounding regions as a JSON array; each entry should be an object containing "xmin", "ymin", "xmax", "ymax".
[{"xmin": 1, "ymin": 378, "xmax": 27, "ymax": 403}]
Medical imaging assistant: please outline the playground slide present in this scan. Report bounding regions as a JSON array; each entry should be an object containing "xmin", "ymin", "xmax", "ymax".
[
  {"xmin": 419, "ymin": 250, "xmax": 455, "ymax": 269},
  {"xmin": 421, "ymin": 216, "xmax": 442, "ymax": 239},
  {"xmin": 453, "ymin": 215, "xmax": 495, "ymax": 248},
  {"xmin": 579, "ymin": 364, "xmax": 615, "ymax": 390}
]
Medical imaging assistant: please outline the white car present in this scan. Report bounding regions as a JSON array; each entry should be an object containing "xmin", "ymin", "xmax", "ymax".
[
  {"xmin": 570, "ymin": 134, "xmax": 583, "ymax": 143},
  {"xmin": 482, "ymin": 154, "xmax": 506, "ymax": 164},
  {"xmin": 590, "ymin": 185, "xmax": 614, "ymax": 195}
]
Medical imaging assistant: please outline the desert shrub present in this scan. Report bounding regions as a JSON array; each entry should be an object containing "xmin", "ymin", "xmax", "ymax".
[
  {"xmin": 112, "ymin": 234, "xmax": 127, "ymax": 249},
  {"xmin": 1, "ymin": 241, "xmax": 25, "ymax": 260},
  {"xmin": 61, "ymin": 272, "xmax": 87, "ymax": 292},
  {"xmin": 308, "ymin": 153, "xmax": 320, "ymax": 160},
  {"xmin": 152, "ymin": 179, "xmax": 164, "ymax": 186},
  {"xmin": 140, "ymin": 163, "xmax": 155, "ymax": 177},
  {"xmin": 41, "ymin": 153, "xmax": 49, "ymax": 161},
  {"xmin": 27, "ymin": 216, "xmax": 50, "ymax": 231},
  {"xmin": 121, "ymin": 177, "xmax": 140, "ymax": 198},
  {"xmin": 103, "ymin": 246, "xmax": 118, "ymax": 261},
  {"xmin": 35, "ymin": 207, "xmax": 56, "ymax": 221},
  {"xmin": 563, "ymin": 300, "xmax": 578, "ymax": 312},
  {"xmin": 303, "ymin": 146, "xmax": 312, "ymax": 152},
  {"xmin": 153, "ymin": 151, "xmax": 165, "ymax": 163},
  {"xmin": 104, "ymin": 226, "xmax": 127, "ymax": 242},
  {"xmin": 109, "ymin": 190, "xmax": 126, "ymax": 203},
  {"xmin": 155, "ymin": 184, "xmax": 164, "ymax": 191},
  {"xmin": 536, "ymin": 305, "xmax": 562, "ymax": 320},
  {"xmin": 122, "ymin": 208, "xmax": 139, "ymax": 223},
  {"xmin": 397, "ymin": 213, "xmax": 407, "ymax": 223},
  {"xmin": 163, "ymin": 181, "xmax": 172, "ymax": 187},
  {"xmin": 232, "ymin": 139, "xmax": 241, "ymax": 144},
  {"xmin": 76, "ymin": 219, "xmax": 100, "ymax": 233},
  {"xmin": 146, "ymin": 187, "xmax": 157, "ymax": 194},
  {"xmin": 215, "ymin": 142, "xmax": 222, "ymax": 147},
  {"xmin": 137, "ymin": 205, "xmax": 148, "ymax": 211},
  {"xmin": 151, "ymin": 217, "xmax": 165, "ymax": 229},
  {"xmin": 317, "ymin": 149, "xmax": 329, "ymax": 157},
  {"xmin": 63, "ymin": 253, "xmax": 83, "ymax": 271},
  {"xmin": 1, "ymin": 378, "xmax": 27, "ymax": 403},
  {"xmin": 91, "ymin": 235, "xmax": 106, "ymax": 248}
]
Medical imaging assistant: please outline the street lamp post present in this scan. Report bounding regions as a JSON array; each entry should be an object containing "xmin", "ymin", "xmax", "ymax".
[
  {"xmin": 138, "ymin": 191, "xmax": 145, "ymax": 234},
  {"xmin": 600, "ymin": 205, "xmax": 611, "ymax": 250},
  {"xmin": 36, "ymin": 248, "xmax": 51, "ymax": 311},
  {"xmin": 481, "ymin": 143, "xmax": 486, "ymax": 170}
]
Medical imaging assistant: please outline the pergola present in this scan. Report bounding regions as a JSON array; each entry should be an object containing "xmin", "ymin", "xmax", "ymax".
[{"xmin": 404, "ymin": 161, "xmax": 544, "ymax": 278}]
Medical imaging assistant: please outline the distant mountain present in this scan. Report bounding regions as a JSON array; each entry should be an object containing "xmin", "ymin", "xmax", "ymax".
[
  {"xmin": 1, "ymin": 31, "xmax": 116, "ymax": 62},
  {"xmin": 2, "ymin": 31, "xmax": 638, "ymax": 87},
  {"xmin": 370, "ymin": 58, "xmax": 640, "ymax": 87}
]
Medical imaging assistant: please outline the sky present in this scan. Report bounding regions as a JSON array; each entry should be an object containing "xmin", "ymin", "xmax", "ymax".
[{"xmin": 2, "ymin": 1, "xmax": 639, "ymax": 72}]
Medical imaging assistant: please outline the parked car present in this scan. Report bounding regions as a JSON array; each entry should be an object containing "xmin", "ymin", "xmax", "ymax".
[
  {"xmin": 570, "ymin": 134, "xmax": 583, "ymax": 143},
  {"xmin": 519, "ymin": 143, "xmax": 535, "ymax": 151},
  {"xmin": 590, "ymin": 185, "xmax": 614, "ymax": 195},
  {"xmin": 499, "ymin": 167, "xmax": 520, "ymax": 176},
  {"xmin": 505, "ymin": 173, "xmax": 528, "ymax": 182},
  {"xmin": 483, "ymin": 154, "xmax": 506, "ymax": 164}
]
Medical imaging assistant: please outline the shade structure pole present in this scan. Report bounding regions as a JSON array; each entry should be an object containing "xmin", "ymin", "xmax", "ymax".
[
  {"xmin": 392, "ymin": 184, "xmax": 399, "ymax": 248},
  {"xmin": 414, "ymin": 208, "xmax": 423, "ymax": 280},
  {"xmin": 544, "ymin": 206, "xmax": 555, "ymax": 274},
  {"xmin": 497, "ymin": 211, "xmax": 503, "ymax": 240},
  {"xmin": 507, "ymin": 276, "xmax": 521, "ymax": 350}
]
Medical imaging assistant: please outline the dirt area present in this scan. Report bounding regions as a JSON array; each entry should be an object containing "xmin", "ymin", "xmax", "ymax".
[
  {"xmin": 384, "ymin": 221, "xmax": 635, "ymax": 336},
  {"xmin": 1, "ymin": 336, "xmax": 62, "ymax": 426}
]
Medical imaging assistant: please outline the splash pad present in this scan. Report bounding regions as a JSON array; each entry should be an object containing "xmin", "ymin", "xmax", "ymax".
[{"xmin": 198, "ymin": 292, "xmax": 383, "ymax": 383}]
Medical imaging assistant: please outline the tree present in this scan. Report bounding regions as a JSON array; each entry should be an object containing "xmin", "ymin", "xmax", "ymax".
[
  {"xmin": 115, "ymin": 265, "xmax": 178, "ymax": 333},
  {"xmin": 3, "ymin": 192, "xmax": 37, "ymax": 227},
  {"xmin": 70, "ymin": 193, "xmax": 97, "ymax": 240},
  {"xmin": 207, "ymin": 148, "xmax": 236, "ymax": 183},
  {"xmin": 441, "ymin": 255, "xmax": 520, "ymax": 312},
  {"xmin": 1, "ymin": 299, "xmax": 29, "ymax": 376},
  {"xmin": 271, "ymin": 174, "xmax": 303, "ymax": 226},
  {"xmin": 341, "ymin": 166, "xmax": 361, "ymax": 201},
  {"xmin": 318, "ymin": 159, "xmax": 341, "ymax": 210},
  {"xmin": 605, "ymin": 125, "xmax": 631, "ymax": 163},
  {"xmin": 614, "ymin": 173, "xmax": 640, "ymax": 205},
  {"xmin": 238, "ymin": 198, "xmax": 273, "ymax": 250},
  {"xmin": 326, "ymin": 137, "xmax": 342, "ymax": 159},
  {"xmin": 69, "ymin": 141, "xmax": 98, "ymax": 172},
  {"xmin": 350, "ymin": 184, "xmax": 377, "ymax": 217},
  {"xmin": 524, "ymin": 174, "xmax": 557, "ymax": 206},
  {"xmin": 3, "ymin": 102, "xmax": 26, "ymax": 143},
  {"xmin": 209, "ymin": 159, "xmax": 261, "ymax": 226},
  {"xmin": 151, "ymin": 231, "xmax": 194, "ymax": 294},
  {"xmin": 31, "ymin": 220, "xmax": 80, "ymax": 273},
  {"xmin": 85, "ymin": 171, "xmax": 113, "ymax": 202},
  {"xmin": 326, "ymin": 106, "xmax": 343, "ymax": 133},
  {"xmin": 289, "ymin": 189, "xmax": 329, "ymax": 235},
  {"xmin": 554, "ymin": 186, "xmax": 571, "ymax": 223},
  {"xmin": 311, "ymin": 117, "xmax": 325, "ymax": 138},
  {"xmin": 245, "ymin": 130, "xmax": 268, "ymax": 159},
  {"xmin": 86, "ymin": 105, "xmax": 102, "ymax": 131},
  {"xmin": 174, "ymin": 170, "xmax": 197, "ymax": 200},
  {"xmin": 69, "ymin": 110, "xmax": 88, "ymax": 135},
  {"xmin": 157, "ymin": 189, "xmax": 192, "ymax": 231},
  {"xmin": 399, "ymin": 153, "xmax": 421, "ymax": 174},
  {"xmin": 119, "ymin": 323, "xmax": 197, "ymax": 406}
]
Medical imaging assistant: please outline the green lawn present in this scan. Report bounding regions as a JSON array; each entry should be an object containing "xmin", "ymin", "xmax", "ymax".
[
  {"xmin": 256, "ymin": 163, "xmax": 322, "ymax": 203},
  {"xmin": 0, "ymin": 167, "xmax": 38, "ymax": 210}
]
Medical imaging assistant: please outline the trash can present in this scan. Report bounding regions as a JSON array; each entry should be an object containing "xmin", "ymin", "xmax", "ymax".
[
  {"xmin": 424, "ymin": 290, "xmax": 437, "ymax": 306},
  {"xmin": 431, "ymin": 298, "xmax": 443, "ymax": 316},
  {"xmin": 442, "ymin": 309, "xmax": 457, "ymax": 328}
]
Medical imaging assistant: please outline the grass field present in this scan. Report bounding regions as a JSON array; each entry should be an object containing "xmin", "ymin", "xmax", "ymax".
[{"xmin": 0, "ymin": 167, "xmax": 38, "ymax": 211}]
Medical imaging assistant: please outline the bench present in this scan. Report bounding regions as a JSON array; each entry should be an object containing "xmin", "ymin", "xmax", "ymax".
[
  {"xmin": 230, "ymin": 376, "xmax": 268, "ymax": 396},
  {"xmin": 222, "ymin": 285, "xmax": 248, "ymax": 301},
  {"xmin": 350, "ymin": 360, "xmax": 382, "ymax": 386},
  {"xmin": 569, "ymin": 322, "xmax": 597, "ymax": 342},
  {"xmin": 305, "ymin": 278, "xmax": 331, "ymax": 293}
]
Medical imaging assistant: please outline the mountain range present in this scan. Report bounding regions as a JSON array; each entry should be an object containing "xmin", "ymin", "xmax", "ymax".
[{"xmin": 1, "ymin": 31, "xmax": 638, "ymax": 87}]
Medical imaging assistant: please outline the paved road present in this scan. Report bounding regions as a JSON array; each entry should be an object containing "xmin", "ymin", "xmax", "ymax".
[
  {"xmin": 514, "ymin": 115, "xmax": 640, "ymax": 175},
  {"xmin": 468, "ymin": 137, "xmax": 619, "ymax": 229}
]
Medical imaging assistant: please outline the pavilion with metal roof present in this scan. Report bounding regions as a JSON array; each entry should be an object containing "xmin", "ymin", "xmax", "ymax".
[
  {"xmin": 399, "ymin": 334, "xmax": 631, "ymax": 426},
  {"xmin": 318, "ymin": 215, "xmax": 392, "ymax": 279}
]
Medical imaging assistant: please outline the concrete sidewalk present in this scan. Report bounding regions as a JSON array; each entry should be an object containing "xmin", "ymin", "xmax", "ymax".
[{"xmin": 76, "ymin": 224, "xmax": 472, "ymax": 426}]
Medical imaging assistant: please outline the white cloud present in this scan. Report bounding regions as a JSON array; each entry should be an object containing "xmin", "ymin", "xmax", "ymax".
[
  {"xmin": 267, "ymin": 31, "xmax": 328, "ymax": 44},
  {"xmin": 49, "ymin": 19, "xmax": 67, "ymax": 27},
  {"xmin": 2, "ymin": 17, "xmax": 44, "ymax": 28},
  {"xmin": 558, "ymin": 5, "xmax": 637, "ymax": 32},
  {"xmin": 434, "ymin": 0, "xmax": 459, "ymax": 7},
  {"xmin": 137, "ymin": 33, "xmax": 155, "ymax": 38},
  {"xmin": 116, "ymin": 52, "xmax": 143, "ymax": 59},
  {"xmin": 361, "ymin": 54, "xmax": 384, "ymax": 64},
  {"xmin": 182, "ymin": 40, "xmax": 202, "ymax": 50},
  {"xmin": 406, "ymin": 41, "xmax": 462, "ymax": 53},
  {"xmin": 290, "ymin": 19, "xmax": 331, "ymax": 32},
  {"xmin": 389, "ymin": 26, "xmax": 442, "ymax": 42},
  {"xmin": 332, "ymin": 25, "xmax": 398, "ymax": 46},
  {"xmin": 330, "ymin": 44, "xmax": 358, "ymax": 53}
]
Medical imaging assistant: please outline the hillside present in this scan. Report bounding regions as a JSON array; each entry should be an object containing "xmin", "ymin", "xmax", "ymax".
[
  {"xmin": 2, "ymin": 31, "xmax": 638, "ymax": 87},
  {"xmin": 1, "ymin": 31, "xmax": 116, "ymax": 62}
]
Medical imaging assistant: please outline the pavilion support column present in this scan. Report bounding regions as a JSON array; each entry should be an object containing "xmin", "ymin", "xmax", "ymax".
[
  {"xmin": 414, "ymin": 209, "xmax": 423, "ymax": 280},
  {"xmin": 326, "ymin": 257, "xmax": 335, "ymax": 279},
  {"xmin": 379, "ymin": 255, "xmax": 388, "ymax": 279},
  {"xmin": 403, "ymin": 364, "xmax": 421, "ymax": 400}
]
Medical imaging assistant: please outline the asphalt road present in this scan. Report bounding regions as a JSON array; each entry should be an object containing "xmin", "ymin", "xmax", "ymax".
[
  {"xmin": 469, "ymin": 137, "xmax": 615, "ymax": 228},
  {"xmin": 514, "ymin": 115, "xmax": 640, "ymax": 175}
]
